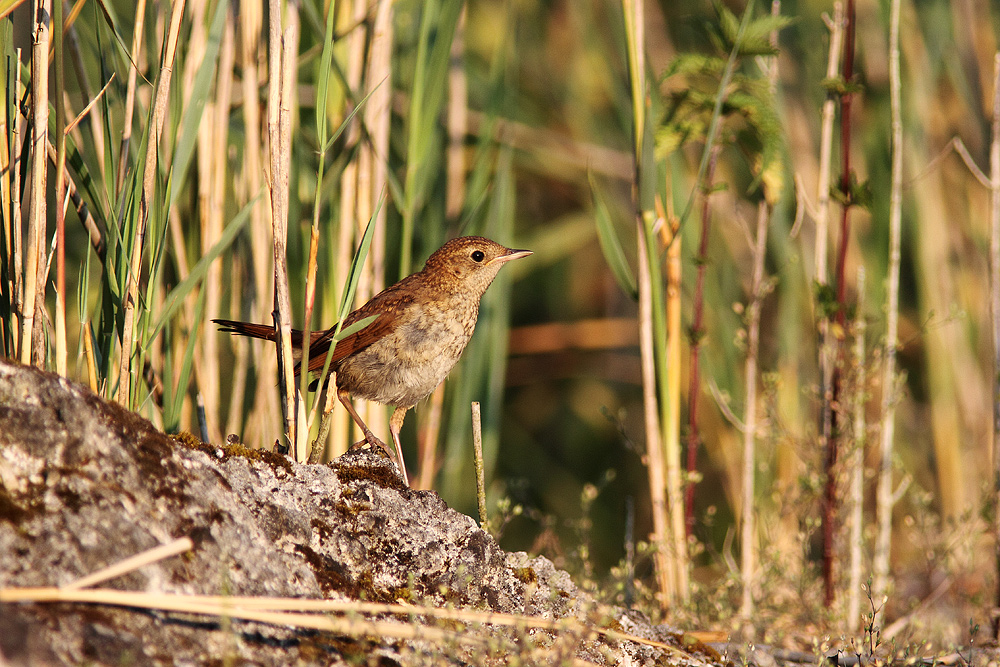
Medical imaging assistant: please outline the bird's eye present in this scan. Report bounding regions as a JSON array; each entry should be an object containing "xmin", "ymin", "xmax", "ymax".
[{"xmin": 471, "ymin": 250, "xmax": 485, "ymax": 262}]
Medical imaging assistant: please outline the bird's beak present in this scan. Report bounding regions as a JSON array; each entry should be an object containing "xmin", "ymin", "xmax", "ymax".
[{"xmin": 490, "ymin": 248, "xmax": 533, "ymax": 265}]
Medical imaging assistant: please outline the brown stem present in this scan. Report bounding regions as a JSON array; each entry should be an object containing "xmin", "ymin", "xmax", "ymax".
[
  {"xmin": 990, "ymin": 51, "xmax": 1000, "ymax": 642},
  {"xmin": 684, "ymin": 146, "xmax": 719, "ymax": 535},
  {"xmin": 823, "ymin": 0, "xmax": 856, "ymax": 609}
]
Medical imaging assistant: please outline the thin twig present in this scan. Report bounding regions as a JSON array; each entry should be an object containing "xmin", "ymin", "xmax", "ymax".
[
  {"xmin": 472, "ymin": 402, "xmax": 487, "ymax": 527},
  {"xmin": 913, "ymin": 136, "xmax": 990, "ymax": 188},
  {"xmin": 65, "ymin": 73, "xmax": 115, "ymax": 137},
  {"xmin": 708, "ymin": 379, "xmax": 746, "ymax": 432}
]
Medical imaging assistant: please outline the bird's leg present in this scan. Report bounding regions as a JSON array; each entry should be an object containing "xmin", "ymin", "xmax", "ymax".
[
  {"xmin": 338, "ymin": 388, "xmax": 385, "ymax": 451},
  {"xmin": 389, "ymin": 406, "xmax": 411, "ymax": 487}
]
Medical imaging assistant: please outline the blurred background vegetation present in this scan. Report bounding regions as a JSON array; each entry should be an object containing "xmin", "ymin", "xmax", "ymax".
[{"xmin": 3, "ymin": 0, "xmax": 999, "ymax": 649}]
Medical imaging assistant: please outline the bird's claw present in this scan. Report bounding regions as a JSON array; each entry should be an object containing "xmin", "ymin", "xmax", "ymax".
[{"xmin": 347, "ymin": 432, "xmax": 395, "ymax": 462}]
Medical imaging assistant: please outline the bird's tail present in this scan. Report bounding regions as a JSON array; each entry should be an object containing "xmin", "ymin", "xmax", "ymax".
[
  {"xmin": 213, "ymin": 319, "xmax": 330, "ymax": 379},
  {"xmin": 212, "ymin": 319, "xmax": 289, "ymax": 342}
]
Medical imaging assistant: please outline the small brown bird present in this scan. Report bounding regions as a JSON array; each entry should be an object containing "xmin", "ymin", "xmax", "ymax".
[{"xmin": 214, "ymin": 236, "xmax": 531, "ymax": 485}]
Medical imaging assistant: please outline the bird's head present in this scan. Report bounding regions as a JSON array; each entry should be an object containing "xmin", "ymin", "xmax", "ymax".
[{"xmin": 422, "ymin": 236, "xmax": 532, "ymax": 296}]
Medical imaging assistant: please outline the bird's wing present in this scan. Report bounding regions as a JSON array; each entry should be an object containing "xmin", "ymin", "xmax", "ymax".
[{"xmin": 303, "ymin": 285, "xmax": 418, "ymax": 375}]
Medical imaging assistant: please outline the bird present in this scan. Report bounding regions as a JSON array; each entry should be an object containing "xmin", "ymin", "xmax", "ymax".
[{"xmin": 214, "ymin": 236, "xmax": 532, "ymax": 486}]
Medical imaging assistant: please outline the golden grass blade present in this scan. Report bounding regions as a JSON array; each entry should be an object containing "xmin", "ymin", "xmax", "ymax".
[{"xmin": 0, "ymin": 586, "xmax": 691, "ymax": 657}]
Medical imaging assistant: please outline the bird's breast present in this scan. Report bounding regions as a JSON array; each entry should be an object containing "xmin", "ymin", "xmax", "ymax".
[{"xmin": 335, "ymin": 297, "xmax": 480, "ymax": 408}]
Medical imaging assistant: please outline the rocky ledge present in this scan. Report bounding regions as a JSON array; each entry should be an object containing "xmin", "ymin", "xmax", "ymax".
[{"xmin": 0, "ymin": 358, "xmax": 717, "ymax": 666}]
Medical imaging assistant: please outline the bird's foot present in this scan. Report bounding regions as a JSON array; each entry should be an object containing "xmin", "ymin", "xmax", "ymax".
[{"xmin": 347, "ymin": 432, "xmax": 395, "ymax": 461}]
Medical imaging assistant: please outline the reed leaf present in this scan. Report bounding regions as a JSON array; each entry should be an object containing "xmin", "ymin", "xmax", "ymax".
[{"xmin": 591, "ymin": 172, "xmax": 638, "ymax": 299}]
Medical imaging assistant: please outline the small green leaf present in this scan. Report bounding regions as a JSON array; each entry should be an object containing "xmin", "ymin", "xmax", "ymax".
[
  {"xmin": 336, "ymin": 197, "xmax": 382, "ymax": 327},
  {"xmin": 822, "ymin": 75, "xmax": 865, "ymax": 96},
  {"xmin": 813, "ymin": 281, "xmax": 840, "ymax": 320},
  {"xmin": 590, "ymin": 173, "xmax": 638, "ymax": 300},
  {"xmin": 334, "ymin": 314, "xmax": 379, "ymax": 340}
]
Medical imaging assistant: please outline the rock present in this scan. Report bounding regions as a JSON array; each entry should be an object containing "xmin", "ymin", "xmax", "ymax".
[{"xmin": 0, "ymin": 358, "xmax": 714, "ymax": 666}]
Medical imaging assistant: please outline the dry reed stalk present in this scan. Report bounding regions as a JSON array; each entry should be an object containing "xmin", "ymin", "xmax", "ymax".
[
  {"xmin": 637, "ymin": 225, "xmax": 671, "ymax": 607},
  {"xmin": 739, "ymin": 199, "xmax": 770, "ymax": 624},
  {"xmin": 662, "ymin": 212, "xmax": 688, "ymax": 601},
  {"xmin": 873, "ymin": 0, "xmax": 904, "ymax": 622},
  {"xmin": 990, "ymin": 51, "xmax": 1000, "ymax": 642},
  {"xmin": 847, "ymin": 266, "xmax": 865, "ymax": 631},
  {"xmin": 472, "ymin": 401, "xmax": 487, "ymax": 526},
  {"xmin": 197, "ymin": 3, "xmax": 237, "ymax": 444},
  {"xmin": 446, "ymin": 6, "xmax": 468, "ymax": 221},
  {"xmin": 116, "ymin": 0, "xmax": 187, "ymax": 406},
  {"xmin": 167, "ymin": 208, "xmax": 193, "ymax": 413},
  {"xmin": 7, "ymin": 587, "xmax": 477, "ymax": 646},
  {"xmin": 353, "ymin": 117, "xmax": 376, "ymax": 445},
  {"xmin": 738, "ymin": 4, "xmax": 781, "ymax": 623},
  {"xmin": 366, "ymin": 0, "xmax": 391, "ymax": 292},
  {"xmin": 185, "ymin": 0, "xmax": 215, "ymax": 435},
  {"xmin": 282, "ymin": 3, "xmax": 303, "ymax": 453},
  {"xmin": 53, "ymin": 0, "xmax": 66, "ymax": 376},
  {"xmin": 237, "ymin": 0, "xmax": 279, "ymax": 447},
  {"xmin": 908, "ymin": 168, "xmax": 976, "ymax": 518},
  {"xmin": 224, "ymin": 258, "xmax": 250, "ymax": 437},
  {"xmin": 267, "ymin": 0, "xmax": 300, "ymax": 454},
  {"xmin": 22, "ymin": 0, "xmax": 49, "ymax": 366},
  {"xmin": 208, "ymin": 10, "xmax": 237, "ymax": 439},
  {"xmin": 116, "ymin": 0, "xmax": 148, "ymax": 195},
  {"xmin": 623, "ymin": 0, "xmax": 679, "ymax": 608}
]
